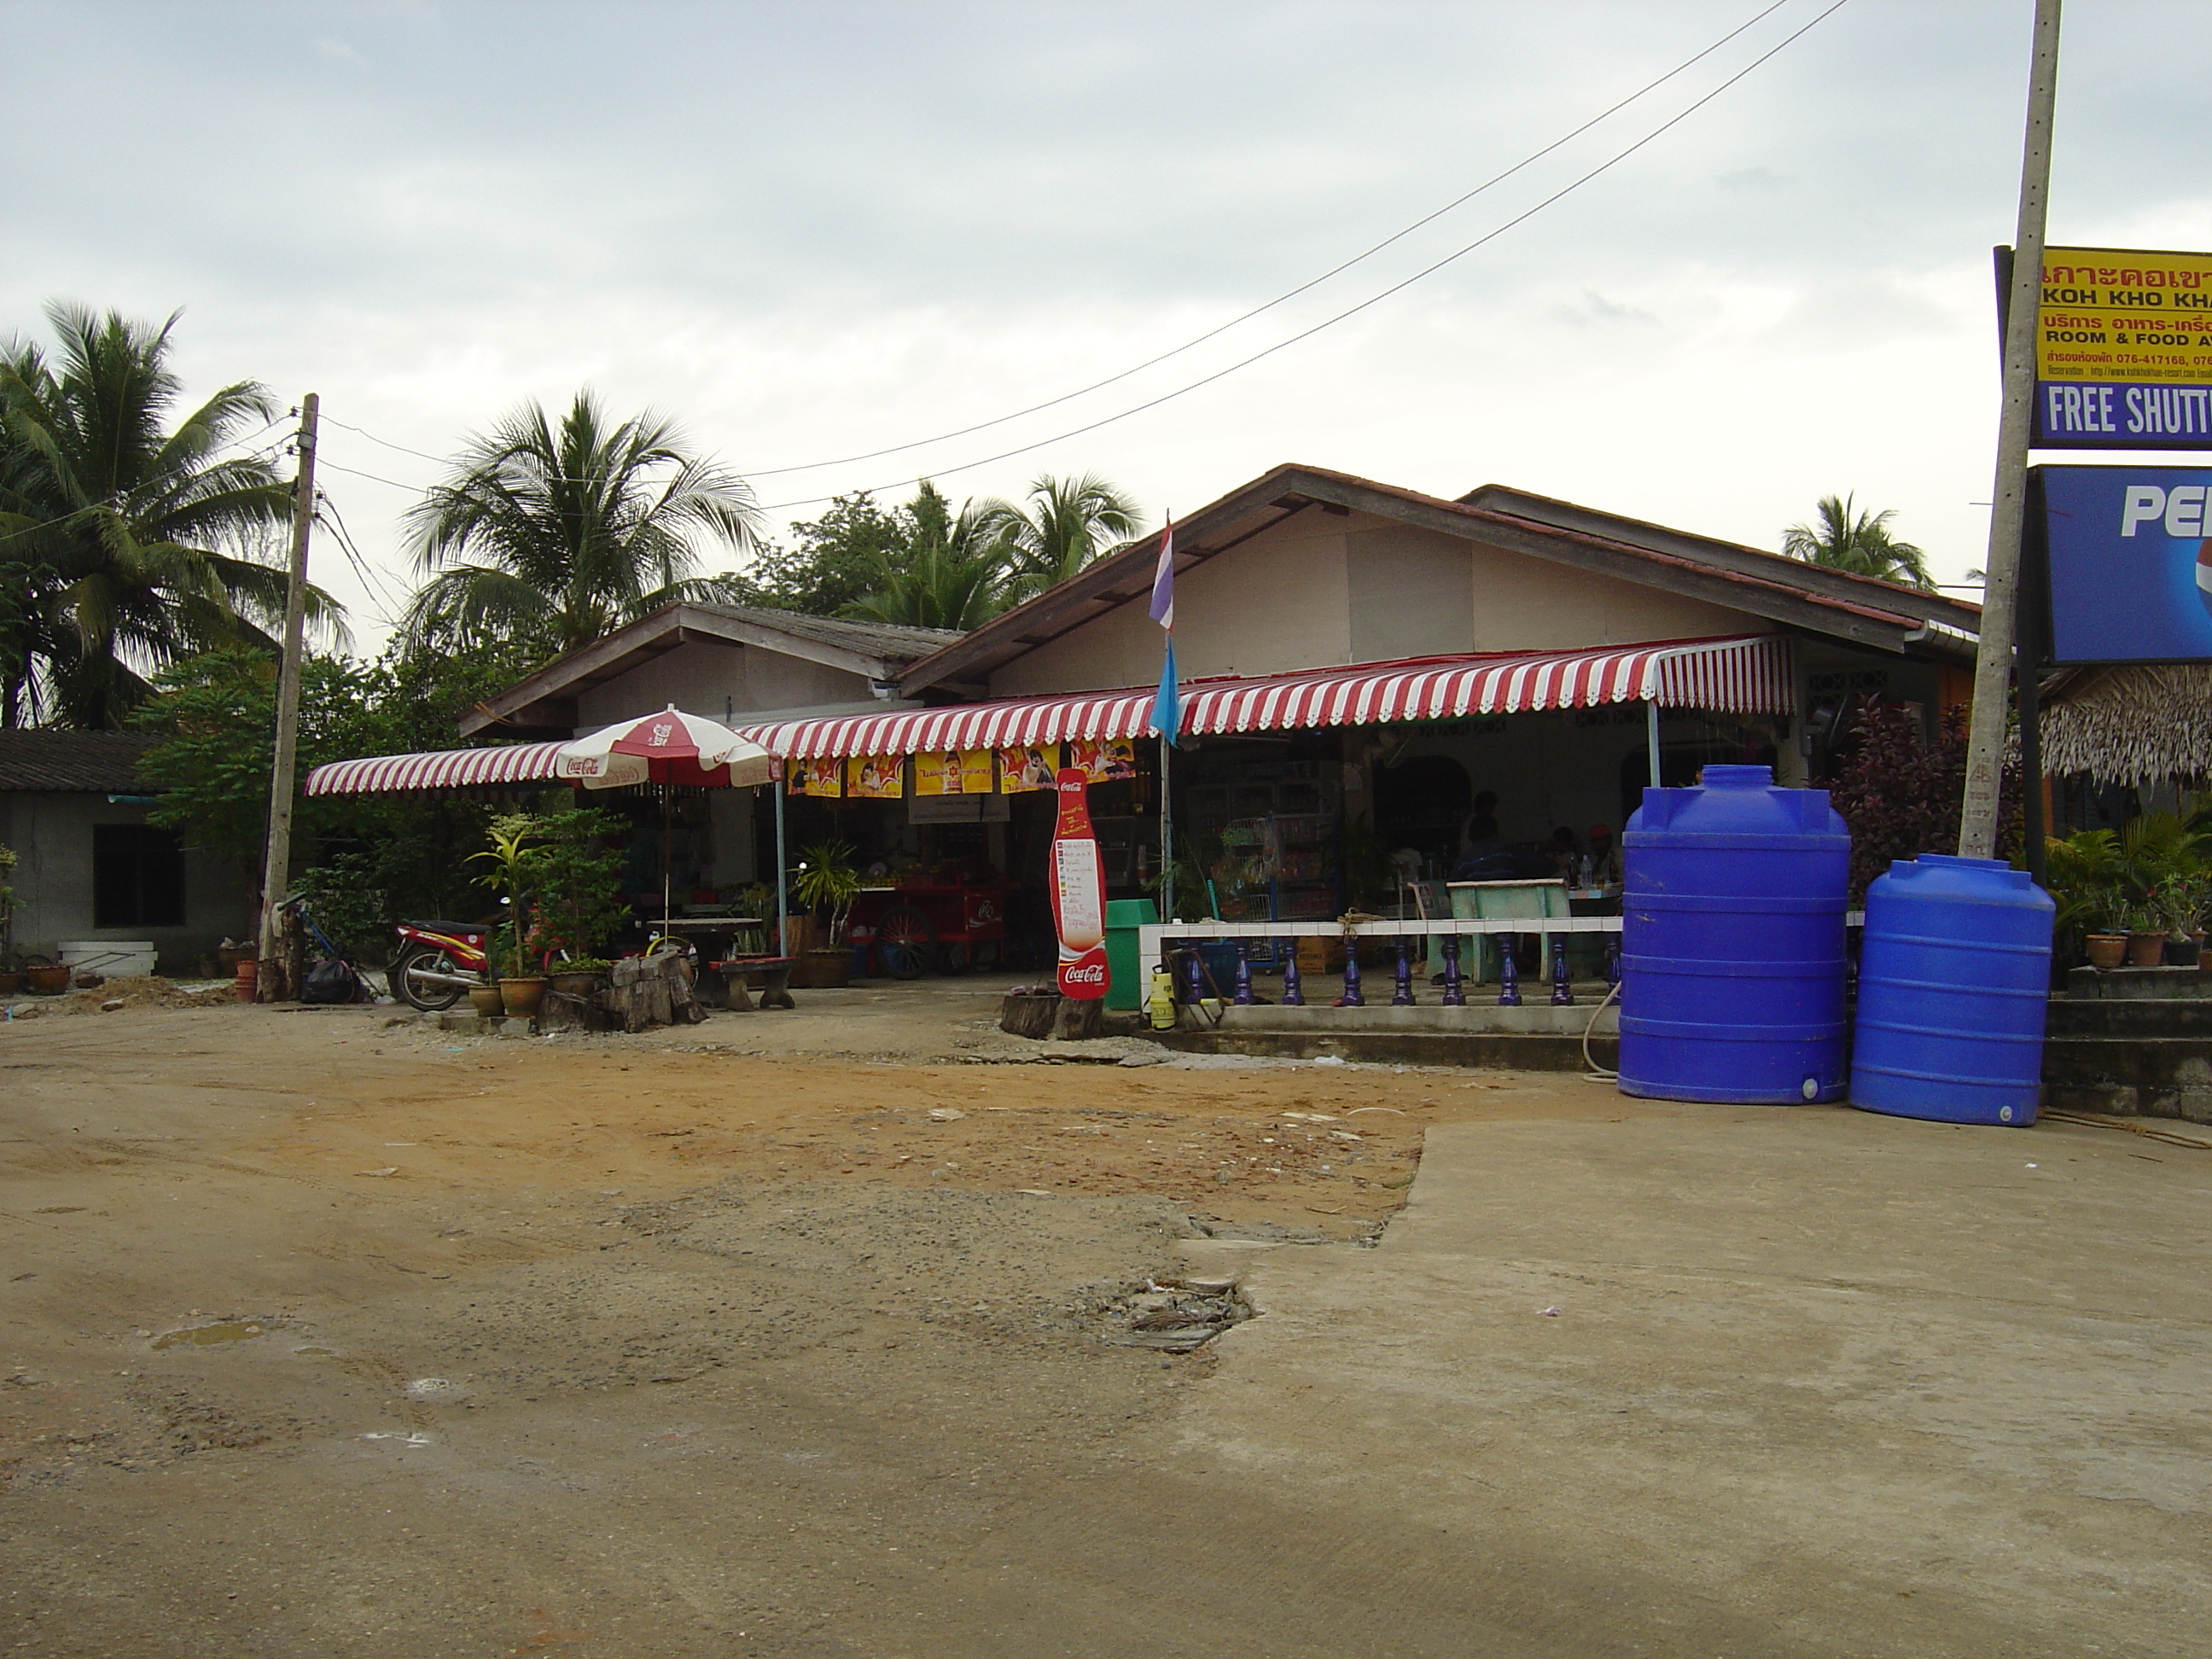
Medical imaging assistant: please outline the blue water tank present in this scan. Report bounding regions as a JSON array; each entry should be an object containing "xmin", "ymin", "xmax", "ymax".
[
  {"xmin": 1850, "ymin": 853, "xmax": 2053, "ymax": 1126},
  {"xmin": 1618, "ymin": 765, "xmax": 1851, "ymax": 1103}
]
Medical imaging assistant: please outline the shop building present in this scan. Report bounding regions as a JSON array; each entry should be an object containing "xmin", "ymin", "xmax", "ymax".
[{"xmin": 458, "ymin": 463, "xmax": 1982, "ymax": 971}]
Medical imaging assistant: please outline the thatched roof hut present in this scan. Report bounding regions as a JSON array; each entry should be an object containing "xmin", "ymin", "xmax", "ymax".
[{"xmin": 2040, "ymin": 665, "xmax": 2212, "ymax": 784}]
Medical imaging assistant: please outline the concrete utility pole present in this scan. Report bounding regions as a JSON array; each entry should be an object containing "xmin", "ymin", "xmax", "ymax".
[
  {"xmin": 255, "ymin": 393, "xmax": 319, "ymax": 998},
  {"xmin": 1959, "ymin": 0, "xmax": 2062, "ymax": 860}
]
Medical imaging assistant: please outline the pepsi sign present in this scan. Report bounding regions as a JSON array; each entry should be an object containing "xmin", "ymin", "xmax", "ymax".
[{"xmin": 2040, "ymin": 465, "xmax": 2212, "ymax": 663}]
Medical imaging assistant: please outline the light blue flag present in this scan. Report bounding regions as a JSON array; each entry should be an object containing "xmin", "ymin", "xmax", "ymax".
[{"xmin": 1150, "ymin": 635, "xmax": 1180, "ymax": 748}]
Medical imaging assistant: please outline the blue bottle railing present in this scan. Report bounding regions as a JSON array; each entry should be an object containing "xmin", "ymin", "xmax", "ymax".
[{"xmin": 1139, "ymin": 915, "xmax": 1863, "ymax": 1010}]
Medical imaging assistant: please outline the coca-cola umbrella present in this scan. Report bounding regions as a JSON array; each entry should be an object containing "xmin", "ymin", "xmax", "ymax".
[{"xmin": 553, "ymin": 706, "xmax": 782, "ymax": 942}]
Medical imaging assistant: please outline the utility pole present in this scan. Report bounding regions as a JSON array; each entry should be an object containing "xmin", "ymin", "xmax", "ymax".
[
  {"xmin": 1959, "ymin": 0, "xmax": 2062, "ymax": 860},
  {"xmin": 255, "ymin": 393, "xmax": 319, "ymax": 998}
]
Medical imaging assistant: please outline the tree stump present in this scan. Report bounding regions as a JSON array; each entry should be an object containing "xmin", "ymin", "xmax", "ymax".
[
  {"xmin": 1050, "ymin": 996, "xmax": 1104, "ymax": 1042},
  {"xmin": 999, "ymin": 991, "xmax": 1060, "ymax": 1039},
  {"xmin": 608, "ymin": 952, "xmax": 706, "ymax": 1033}
]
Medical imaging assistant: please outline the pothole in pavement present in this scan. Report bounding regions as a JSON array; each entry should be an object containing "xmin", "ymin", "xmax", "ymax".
[
  {"xmin": 148, "ymin": 1317, "xmax": 282, "ymax": 1350},
  {"xmin": 1097, "ymin": 1278, "xmax": 1255, "ymax": 1353}
]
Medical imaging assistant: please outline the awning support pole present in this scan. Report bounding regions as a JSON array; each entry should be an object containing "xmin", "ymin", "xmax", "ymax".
[
  {"xmin": 1159, "ymin": 736, "xmax": 1174, "ymax": 922},
  {"xmin": 774, "ymin": 773, "xmax": 790, "ymax": 955},
  {"xmin": 1646, "ymin": 700, "xmax": 1662, "ymax": 794}
]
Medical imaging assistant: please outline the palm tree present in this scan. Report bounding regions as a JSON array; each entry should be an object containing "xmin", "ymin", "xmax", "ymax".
[
  {"xmin": 399, "ymin": 392, "xmax": 760, "ymax": 657},
  {"xmin": 1782, "ymin": 493, "xmax": 1936, "ymax": 591},
  {"xmin": 981, "ymin": 473, "xmax": 1142, "ymax": 605},
  {"xmin": 0, "ymin": 304, "xmax": 317, "ymax": 728},
  {"xmin": 841, "ymin": 481, "xmax": 1012, "ymax": 632}
]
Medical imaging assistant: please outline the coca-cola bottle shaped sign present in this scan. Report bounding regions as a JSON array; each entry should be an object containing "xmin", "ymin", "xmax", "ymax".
[{"xmin": 1050, "ymin": 768, "xmax": 1109, "ymax": 998}]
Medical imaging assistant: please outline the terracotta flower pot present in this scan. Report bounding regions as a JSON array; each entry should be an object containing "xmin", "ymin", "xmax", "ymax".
[
  {"xmin": 26, "ymin": 963, "xmax": 73, "ymax": 994},
  {"xmin": 233, "ymin": 958, "xmax": 259, "ymax": 1002},
  {"xmin": 548, "ymin": 971, "xmax": 603, "ymax": 998},
  {"xmin": 0, "ymin": 971, "xmax": 22, "ymax": 996},
  {"xmin": 2083, "ymin": 934, "xmax": 2127, "ymax": 971},
  {"xmin": 498, "ymin": 976, "xmax": 548, "ymax": 1018},
  {"xmin": 466, "ymin": 983, "xmax": 506, "ymax": 1020},
  {"xmin": 2126, "ymin": 931, "xmax": 2168, "ymax": 969}
]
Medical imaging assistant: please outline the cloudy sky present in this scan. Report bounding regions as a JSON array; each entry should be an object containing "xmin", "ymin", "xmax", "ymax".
[{"xmin": 6, "ymin": 0, "xmax": 2209, "ymax": 644}]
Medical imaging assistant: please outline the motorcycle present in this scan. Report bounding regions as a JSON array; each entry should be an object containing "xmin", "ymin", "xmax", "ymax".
[{"xmin": 387, "ymin": 917, "xmax": 494, "ymax": 1011}]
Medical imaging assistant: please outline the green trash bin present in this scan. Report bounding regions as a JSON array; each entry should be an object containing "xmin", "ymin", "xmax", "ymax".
[{"xmin": 1103, "ymin": 898, "xmax": 1159, "ymax": 1010}]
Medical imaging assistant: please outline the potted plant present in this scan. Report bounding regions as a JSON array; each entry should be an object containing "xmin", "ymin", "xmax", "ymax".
[
  {"xmin": 547, "ymin": 957, "xmax": 612, "ymax": 997},
  {"xmin": 791, "ymin": 840, "xmax": 860, "ymax": 987},
  {"xmin": 2163, "ymin": 876, "xmax": 2208, "ymax": 967},
  {"xmin": 2046, "ymin": 830, "xmax": 2131, "ymax": 970},
  {"xmin": 2123, "ymin": 905, "xmax": 2168, "ymax": 968},
  {"xmin": 469, "ymin": 814, "xmax": 548, "ymax": 1017}
]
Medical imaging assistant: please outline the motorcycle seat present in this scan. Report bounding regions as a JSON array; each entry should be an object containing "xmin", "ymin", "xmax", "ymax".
[{"xmin": 400, "ymin": 919, "xmax": 490, "ymax": 937}]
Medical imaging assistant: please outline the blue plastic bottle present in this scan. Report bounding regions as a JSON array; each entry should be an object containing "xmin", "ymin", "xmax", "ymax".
[
  {"xmin": 1850, "ymin": 853, "xmax": 2053, "ymax": 1126},
  {"xmin": 1618, "ymin": 765, "xmax": 1851, "ymax": 1103}
]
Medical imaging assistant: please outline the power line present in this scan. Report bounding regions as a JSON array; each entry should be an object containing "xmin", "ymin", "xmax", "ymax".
[
  {"xmin": 312, "ymin": 492, "xmax": 404, "ymax": 617},
  {"xmin": 323, "ymin": 416, "xmax": 446, "ymax": 467},
  {"xmin": 743, "ymin": 0, "xmax": 1799, "ymax": 481},
  {"xmin": 755, "ymin": 0, "xmax": 1853, "ymax": 514},
  {"xmin": 315, "ymin": 457, "xmax": 424, "ymax": 492}
]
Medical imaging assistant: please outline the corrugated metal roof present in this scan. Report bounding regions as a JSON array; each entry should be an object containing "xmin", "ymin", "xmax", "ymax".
[{"xmin": 0, "ymin": 731, "xmax": 159, "ymax": 793}]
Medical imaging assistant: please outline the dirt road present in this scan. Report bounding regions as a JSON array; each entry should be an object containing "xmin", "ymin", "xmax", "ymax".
[{"xmin": 3, "ymin": 992, "xmax": 2206, "ymax": 1656}]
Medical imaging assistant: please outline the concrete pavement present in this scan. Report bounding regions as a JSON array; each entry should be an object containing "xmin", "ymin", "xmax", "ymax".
[{"xmin": 1174, "ymin": 1094, "xmax": 2211, "ymax": 1656}]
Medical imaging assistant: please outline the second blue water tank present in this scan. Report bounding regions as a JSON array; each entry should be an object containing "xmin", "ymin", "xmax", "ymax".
[
  {"xmin": 1618, "ymin": 765, "xmax": 1851, "ymax": 1103},
  {"xmin": 1850, "ymin": 853, "xmax": 2053, "ymax": 1126}
]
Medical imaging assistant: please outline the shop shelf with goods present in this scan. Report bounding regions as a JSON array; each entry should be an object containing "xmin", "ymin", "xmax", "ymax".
[{"xmin": 1184, "ymin": 822, "xmax": 1340, "ymax": 963}]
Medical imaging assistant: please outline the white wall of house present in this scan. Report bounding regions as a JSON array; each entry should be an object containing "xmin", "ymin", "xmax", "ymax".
[
  {"xmin": 573, "ymin": 641, "xmax": 877, "ymax": 731},
  {"xmin": 0, "ymin": 792, "xmax": 253, "ymax": 973},
  {"xmin": 988, "ymin": 509, "xmax": 1767, "ymax": 698}
]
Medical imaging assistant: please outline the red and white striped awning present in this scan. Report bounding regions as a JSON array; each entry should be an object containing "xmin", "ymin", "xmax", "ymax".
[
  {"xmin": 306, "ymin": 742, "xmax": 571, "ymax": 796},
  {"xmin": 748, "ymin": 634, "xmax": 1792, "ymax": 761}
]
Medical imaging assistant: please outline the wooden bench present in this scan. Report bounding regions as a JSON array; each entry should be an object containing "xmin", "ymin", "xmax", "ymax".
[{"xmin": 707, "ymin": 955, "xmax": 797, "ymax": 1011}]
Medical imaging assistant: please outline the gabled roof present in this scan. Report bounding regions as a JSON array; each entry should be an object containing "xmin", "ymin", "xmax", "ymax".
[
  {"xmin": 899, "ymin": 463, "xmax": 1982, "ymax": 696},
  {"xmin": 460, "ymin": 602, "xmax": 963, "ymax": 739},
  {"xmin": 0, "ymin": 731, "xmax": 157, "ymax": 793}
]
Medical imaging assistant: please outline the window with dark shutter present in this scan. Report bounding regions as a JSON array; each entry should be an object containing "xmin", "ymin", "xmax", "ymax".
[{"xmin": 91, "ymin": 824, "xmax": 186, "ymax": 928}]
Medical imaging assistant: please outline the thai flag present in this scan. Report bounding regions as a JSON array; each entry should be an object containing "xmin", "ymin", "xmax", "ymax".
[{"xmin": 1147, "ymin": 521, "xmax": 1179, "ymax": 745}]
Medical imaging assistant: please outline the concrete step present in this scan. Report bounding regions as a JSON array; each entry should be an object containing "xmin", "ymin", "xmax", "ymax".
[
  {"xmin": 1155, "ymin": 1027, "xmax": 1619, "ymax": 1071},
  {"xmin": 2040, "ymin": 1034, "xmax": 2212, "ymax": 1124},
  {"xmin": 2047, "ymin": 998, "xmax": 2212, "ymax": 1037}
]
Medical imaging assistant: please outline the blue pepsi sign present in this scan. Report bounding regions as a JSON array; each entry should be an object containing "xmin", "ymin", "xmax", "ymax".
[{"xmin": 2041, "ymin": 465, "xmax": 2212, "ymax": 663}]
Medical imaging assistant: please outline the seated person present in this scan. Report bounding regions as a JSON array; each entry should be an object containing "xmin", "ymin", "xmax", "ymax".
[
  {"xmin": 1545, "ymin": 826, "xmax": 1580, "ymax": 879},
  {"xmin": 1585, "ymin": 824, "xmax": 1623, "ymax": 886},
  {"xmin": 1450, "ymin": 816, "xmax": 1553, "ymax": 882}
]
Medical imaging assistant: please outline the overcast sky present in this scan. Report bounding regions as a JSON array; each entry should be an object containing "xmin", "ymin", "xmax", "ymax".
[{"xmin": 7, "ymin": 0, "xmax": 2210, "ymax": 646}]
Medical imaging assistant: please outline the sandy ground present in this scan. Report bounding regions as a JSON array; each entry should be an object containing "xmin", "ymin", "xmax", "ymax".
[{"xmin": 3, "ymin": 983, "xmax": 2208, "ymax": 1656}]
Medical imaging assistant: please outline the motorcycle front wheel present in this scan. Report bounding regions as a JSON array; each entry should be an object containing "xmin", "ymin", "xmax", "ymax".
[{"xmin": 389, "ymin": 940, "xmax": 469, "ymax": 1011}]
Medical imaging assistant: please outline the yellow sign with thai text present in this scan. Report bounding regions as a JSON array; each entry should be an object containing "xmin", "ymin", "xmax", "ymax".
[{"xmin": 2036, "ymin": 244, "xmax": 2212, "ymax": 449}]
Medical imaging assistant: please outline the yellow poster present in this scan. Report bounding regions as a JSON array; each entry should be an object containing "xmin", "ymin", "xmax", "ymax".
[
  {"xmin": 1063, "ymin": 737, "xmax": 1141, "ymax": 783},
  {"xmin": 911, "ymin": 748, "xmax": 993, "ymax": 795},
  {"xmin": 998, "ymin": 742, "xmax": 1059, "ymax": 793},
  {"xmin": 912, "ymin": 750, "xmax": 959, "ymax": 796},
  {"xmin": 793, "ymin": 755, "xmax": 841, "ymax": 797},
  {"xmin": 847, "ymin": 754, "xmax": 904, "ymax": 799},
  {"xmin": 2036, "ymin": 245, "xmax": 2212, "ymax": 388}
]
